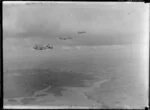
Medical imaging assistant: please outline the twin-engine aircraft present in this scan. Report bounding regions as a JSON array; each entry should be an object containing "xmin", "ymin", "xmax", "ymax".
[
  {"xmin": 58, "ymin": 36, "xmax": 72, "ymax": 40},
  {"xmin": 77, "ymin": 31, "xmax": 86, "ymax": 34},
  {"xmin": 33, "ymin": 44, "xmax": 53, "ymax": 50}
]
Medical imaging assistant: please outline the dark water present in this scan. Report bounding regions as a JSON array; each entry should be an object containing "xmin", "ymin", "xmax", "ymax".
[
  {"xmin": 4, "ymin": 69, "xmax": 97, "ymax": 98},
  {"xmin": 21, "ymin": 97, "xmax": 36, "ymax": 105},
  {"xmin": 35, "ymin": 93, "xmax": 47, "ymax": 97},
  {"xmin": 7, "ymin": 99, "xmax": 17, "ymax": 102}
]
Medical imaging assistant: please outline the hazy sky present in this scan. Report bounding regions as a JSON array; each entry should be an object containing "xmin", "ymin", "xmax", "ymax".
[{"xmin": 3, "ymin": 2, "xmax": 149, "ymax": 51}]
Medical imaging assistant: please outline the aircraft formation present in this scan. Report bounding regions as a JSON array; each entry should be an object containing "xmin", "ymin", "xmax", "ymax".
[{"xmin": 33, "ymin": 31, "xmax": 86, "ymax": 50}]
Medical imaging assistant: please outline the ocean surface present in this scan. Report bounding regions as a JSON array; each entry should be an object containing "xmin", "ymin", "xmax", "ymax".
[{"xmin": 3, "ymin": 44, "xmax": 148, "ymax": 108}]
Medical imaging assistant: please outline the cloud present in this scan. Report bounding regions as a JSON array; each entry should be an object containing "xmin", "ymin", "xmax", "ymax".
[
  {"xmin": 61, "ymin": 46, "xmax": 72, "ymax": 50},
  {"xmin": 75, "ymin": 46, "xmax": 81, "ymax": 49},
  {"xmin": 3, "ymin": 37, "xmax": 35, "ymax": 51}
]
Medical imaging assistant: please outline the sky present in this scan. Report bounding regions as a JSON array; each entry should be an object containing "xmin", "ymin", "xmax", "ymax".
[{"xmin": 3, "ymin": 2, "xmax": 149, "ymax": 53}]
